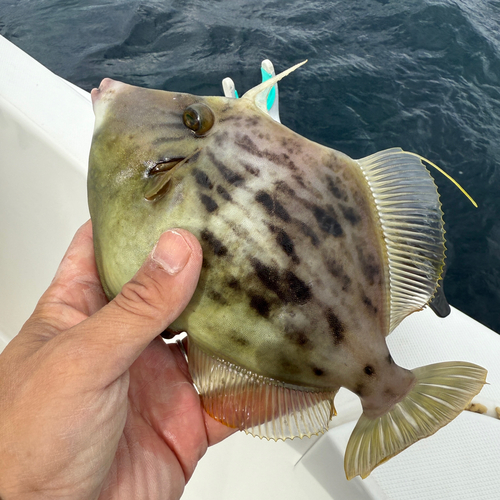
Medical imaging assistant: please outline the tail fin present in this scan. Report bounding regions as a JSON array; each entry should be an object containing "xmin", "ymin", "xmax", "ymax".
[{"xmin": 344, "ymin": 361, "xmax": 487, "ymax": 480}]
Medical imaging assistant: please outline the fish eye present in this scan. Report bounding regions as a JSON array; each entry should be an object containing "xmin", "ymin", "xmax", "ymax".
[{"xmin": 183, "ymin": 103, "xmax": 215, "ymax": 136}]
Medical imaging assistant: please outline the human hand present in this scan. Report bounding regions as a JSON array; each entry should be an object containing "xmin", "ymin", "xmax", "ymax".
[{"xmin": 0, "ymin": 221, "xmax": 235, "ymax": 500}]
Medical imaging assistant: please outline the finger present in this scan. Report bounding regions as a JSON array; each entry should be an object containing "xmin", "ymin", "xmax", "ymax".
[
  {"xmin": 50, "ymin": 220, "xmax": 107, "ymax": 314},
  {"xmin": 172, "ymin": 337, "xmax": 240, "ymax": 445},
  {"xmin": 127, "ymin": 338, "xmax": 236, "ymax": 480},
  {"xmin": 204, "ymin": 412, "xmax": 238, "ymax": 447},
  {"xmin": 54, "ymin": 229, "xmax": 202, "ymax": 384},
  {"xmin": 162, "ymin": 340, "xmax": 237, "ymax": 449},
  {"xmin": 167, "ymin": 337, "xmax": 237, "ymax": 446},
  {"xmin": 165, "ymin": 340, "xmax": 237, "ymax": 449},
  {"xmin": 20, "ymin": 221, "xmax": 107, "ymax": 346}
]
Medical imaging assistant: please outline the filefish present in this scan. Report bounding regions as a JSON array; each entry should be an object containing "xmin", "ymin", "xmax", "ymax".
[{"xmin": 87, "ymin": 62, "xmax": 487, "ymax": 479}]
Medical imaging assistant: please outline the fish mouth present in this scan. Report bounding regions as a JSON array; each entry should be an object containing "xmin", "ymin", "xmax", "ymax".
[{"xmin": 90, "ymin": 78, "xmax": 126, "ymax": 106}]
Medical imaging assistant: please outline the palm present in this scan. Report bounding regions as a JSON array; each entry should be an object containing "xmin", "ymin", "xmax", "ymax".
[{"xmin": 99, "ymin": 337, "xmax": 233, "ymax": 499}]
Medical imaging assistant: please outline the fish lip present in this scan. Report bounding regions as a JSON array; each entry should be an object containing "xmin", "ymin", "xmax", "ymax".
[
  {"xmin": 91, "ymin": 78, "xmax": 126, "ymax": 105},
  {"xmin": 90, "ymin": 87, "xmax": 100, "ymax": 105}
]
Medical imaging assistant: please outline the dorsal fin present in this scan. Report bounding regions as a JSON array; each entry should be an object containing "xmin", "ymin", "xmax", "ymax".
[
  {"xmin": 242, "ymin": 60, "xmax": 307, "ymax": 114},
  {"xmin": 428, "ymin": 276, "xmax": 451, "ymax": 318},
  {"xmin": 188, "ymin": 340, "xmax": 337, "ymax": 440},
  {"xmin": 356, "ymin": 148, "xmax": 446, "ymax": 332}
]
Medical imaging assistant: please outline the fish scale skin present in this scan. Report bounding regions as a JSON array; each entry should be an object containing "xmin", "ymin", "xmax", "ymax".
[{"xmin": 89, "ymin": 84, "xmax": 398, "ymax": 395}]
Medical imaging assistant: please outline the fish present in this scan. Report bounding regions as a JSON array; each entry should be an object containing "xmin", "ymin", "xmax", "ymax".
[{"xmin": 87, "ymin": 62, "xmax": 487, "ymax": 479}]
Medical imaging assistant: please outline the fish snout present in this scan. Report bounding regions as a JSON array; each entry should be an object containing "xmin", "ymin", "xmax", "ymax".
[{"xmin": 90, "ymin": 78, "xmax": 126, "ymax": 106}]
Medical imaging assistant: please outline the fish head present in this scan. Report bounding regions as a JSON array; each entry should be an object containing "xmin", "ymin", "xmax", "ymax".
[
  {"xmin": 89, "ymin": 80, "xmax": 227, "ymax": 297},
  {"xmin": 90, "ymin": 78, "xmax": 221, "ymax": 200},
  {"xmin": 88, "ymin": 65, "xmax": 304, "ymax": 299}
]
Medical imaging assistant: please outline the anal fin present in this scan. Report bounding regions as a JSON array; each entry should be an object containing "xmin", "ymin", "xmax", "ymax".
[{"xmin": 188, "ymin": 341, "xmax": 337, "ymax": 440}]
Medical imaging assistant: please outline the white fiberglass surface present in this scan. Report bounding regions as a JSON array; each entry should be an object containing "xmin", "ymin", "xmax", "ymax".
[
  {"xmin": 0, "ymin": 96, "xmax": 89, "ymax": 346},
  {"xmin": 0, "ymin": 35, "xmax": 92, "ymax": 348}
]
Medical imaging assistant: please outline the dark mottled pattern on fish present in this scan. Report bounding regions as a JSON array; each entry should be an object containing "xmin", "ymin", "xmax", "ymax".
[
  {"xmin": 255, "ymin": 191, "xmax": 291, "ymax": 222},
  {"xmin": 280, "ymin": 136, "xmax": 303, "ymax": 156},
  {"xmin": 364, "ymin": 365, "xmax": 375, "ymax": 376},
  {"xmin": 340, "ymin": 204, "xmax": 361, "ymax": 226},
  {"xmin": 362, "ymin": 293, "xmax": 378, "ymax": 315},
  {"xmin": 326, "ymin": 174, "xmax": 349, "ymax": 202},
  {"xmin": 151, "ymin": 135, "xmax": 190, "ymax": 145},
  {"xmin": 199, "ymin": 193, "xmax": 218, "ymax": 213},
  {"xmin": 242, "ymin": 162, "xmax": 260, "ymax": 176},
  {"xmin": 292, "ymin": 173, "xmax": 307, "ymax": 189},
  {"xmin": 269, "ymin": 224, "xmax": 299, "ymax": 264},
  {"xmin": 218, "ymin": 114, "xmax": 244, "ymax": 123},
  {"xmin": 274, "ymin": 180, "xmax": 295, "ymax": 197},
  {"xmin": 277, "ymin": 356, "xmax": 301, "ymax": 375},
  {"xmin": 245, "ymin": 116, "xmax": 260, "ymax": 127},
  {"xmin": 249, "ymin": 294, "xmax": 271, "ymax": 318},
  {"xmin": 356, "ymin": 247, "xmax": 381, "ymax": 286},
  {"xmin": 231, "ymin": 334, "xmax": 250, "ymax": 347},
  {"xmin": 193, "ymin": 168, "xmax": 213, "ymax": 189},
  {"xmin": 297, "ymin": 221, "xmax": 320, "ymax": 247},
  {"xmin": 207, "ymin": 149, "xmax": 245, "ymax": 186},
  {"xmin": 216, "ymin": 185, "xmax": 232, "ymax": 201},
  {"xmin": 213, "ymin": 131, "xmax": 228, "ymax": 147},
  {"xmin": 227, "ymin": 277, "xmax": 240, "ymax": 289},
  {"xmin": 89, "ymin": 84, "xmax": 390, "ymax": 390},
  {"xmin": 208, "ymin": 289, "xmax": 228, "ymax": 305},
  {"xmin": 251, "ymin": 259, "xmax": 311, "ymax": 305},
  {"xmin": 312, "ymin": 205, "xmax": 343, "ymax": 237},
  {"xmin": 286, "ymin": 329, "xmax": 311, "ymax": 348},
  {"xmin": 326, "ymin": 258, "xmax": 352, "ymax": 291},
  {"xmin": 182, "ymin": 107, "xmax": 388, "ymax": 388},
  {"xmin": 236, "ymin": 134, "xmax": 298, "ymax": 172},
  {"xmin": 201, "ymin": 229, "xmax": 228, "ymax": 257},
  {"xmin": 326, "ymin": 309, "xmax": 345, "ymax": 345}
]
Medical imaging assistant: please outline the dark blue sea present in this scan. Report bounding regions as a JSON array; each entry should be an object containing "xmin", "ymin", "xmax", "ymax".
[{"xmin": 2, "ymin": 0, "xmax": 500, "ymax": 333}]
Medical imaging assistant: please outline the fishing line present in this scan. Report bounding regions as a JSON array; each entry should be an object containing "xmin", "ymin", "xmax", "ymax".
[{"xmin": 404, "ymin": 151, "xmax": 478, "ymax": 208}]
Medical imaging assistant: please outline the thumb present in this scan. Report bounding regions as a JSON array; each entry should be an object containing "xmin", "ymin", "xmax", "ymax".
[{"xmin": 63, "ymin": 229, "xmax": 202, "ymax": 382}]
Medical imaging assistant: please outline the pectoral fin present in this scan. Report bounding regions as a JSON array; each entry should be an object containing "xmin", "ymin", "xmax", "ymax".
[{"xmin": 144, "ymin": 171, "xmax": 171, "ymax": 201}]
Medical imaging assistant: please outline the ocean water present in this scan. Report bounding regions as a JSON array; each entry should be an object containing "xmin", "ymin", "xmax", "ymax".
[{"xmin": 2, "ymin": 0, "xmax": 500, "ymax": 333}]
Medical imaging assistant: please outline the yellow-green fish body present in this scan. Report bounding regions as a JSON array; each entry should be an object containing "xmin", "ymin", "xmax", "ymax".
[{"xmin": 88, "ymin": 64, "xmax": 487, "ymax": 479}]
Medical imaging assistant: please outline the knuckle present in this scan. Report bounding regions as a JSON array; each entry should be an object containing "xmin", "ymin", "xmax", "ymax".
[{"xmin": 114, "ymin": 274, "xmax": 167, "ymax": 321}]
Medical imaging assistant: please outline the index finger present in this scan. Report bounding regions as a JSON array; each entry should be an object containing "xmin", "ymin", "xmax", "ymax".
[{"xmin": 24, "ymin": 221, "xmax": 107, "ymax": 343}]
